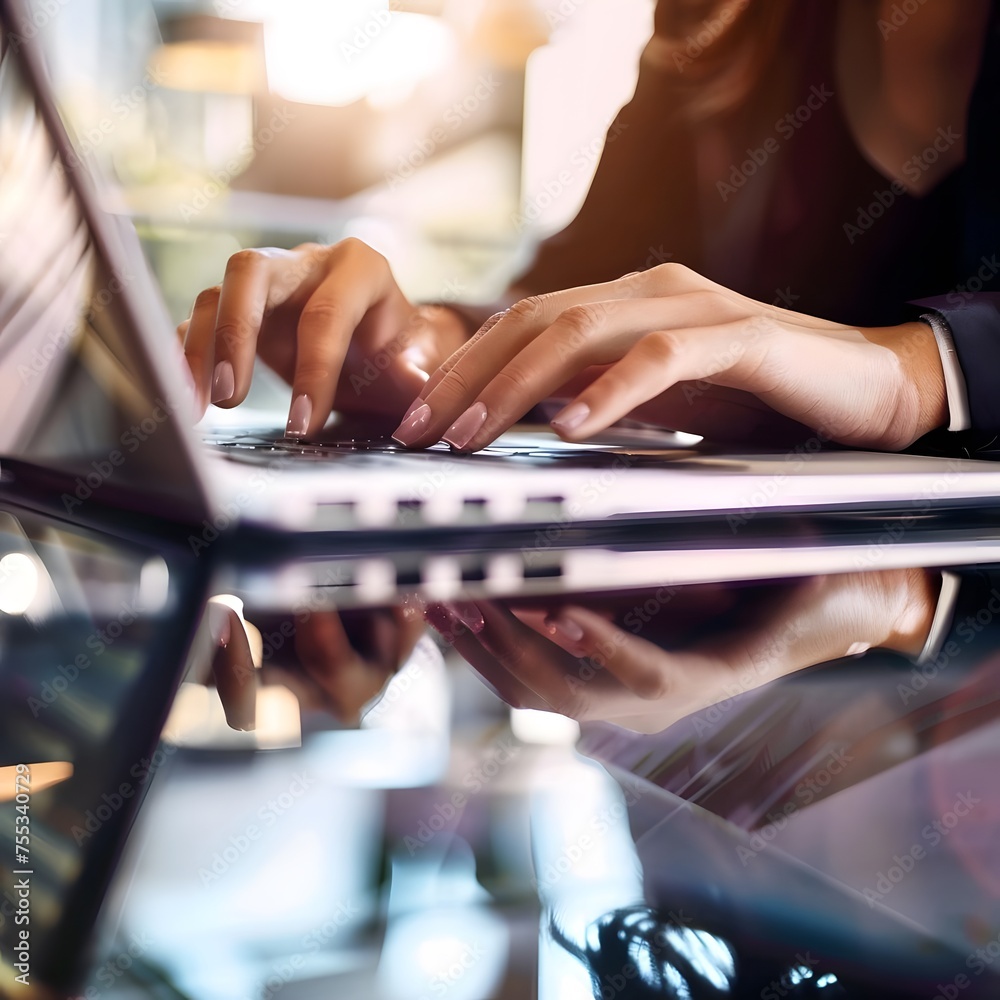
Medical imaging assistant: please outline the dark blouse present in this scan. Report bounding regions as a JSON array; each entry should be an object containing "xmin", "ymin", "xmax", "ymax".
[{"xmin": 513, "ymin": 0, "xmax": 1000, "ymax": 440}]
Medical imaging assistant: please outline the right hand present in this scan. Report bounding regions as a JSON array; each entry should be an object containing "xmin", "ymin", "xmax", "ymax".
[
  {"xmin": 180, "ymin": 238, "xmax": 468, "ymax": 437},
  {"xmin": 427, "ymin": 570, "xmax": 939, "ymax": 734}
]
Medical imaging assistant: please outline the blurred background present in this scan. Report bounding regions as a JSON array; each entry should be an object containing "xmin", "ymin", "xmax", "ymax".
[{"xmin": 30, "ymin": 0, "xmax": 654, "ymax": 318}]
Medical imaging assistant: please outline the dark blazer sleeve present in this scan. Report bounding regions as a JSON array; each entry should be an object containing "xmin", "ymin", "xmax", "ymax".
[{"xmin": 911, "ymin": 292, "xmax": 1000, "ymax": 436}]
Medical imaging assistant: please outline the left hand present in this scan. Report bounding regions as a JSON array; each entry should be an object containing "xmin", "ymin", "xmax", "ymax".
[
  {"xmin": 391, "ymin": 264, "xmax": 947, "ymax": 452},
  {"xmin": 204, "ymin": 602, "xmax": 425, "ymax": 728}
]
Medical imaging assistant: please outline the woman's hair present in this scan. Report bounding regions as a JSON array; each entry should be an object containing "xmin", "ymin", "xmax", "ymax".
[{"xmin": 645, "ymin": 0, "xmax": 797, "ymax": 121}]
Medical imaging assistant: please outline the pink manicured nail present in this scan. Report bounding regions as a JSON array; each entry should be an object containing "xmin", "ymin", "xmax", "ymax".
[
  {"xmin": 208, "ymin": 604, "xmax": 231, "ymax": 648},
  {"xmin": 424, "ymin": 603, "xmax": 462, "ymax": 640},
  {"xmin": 286, "ymin": 393, "xmax": 312, "ymax": 438},
  {"xmin": 212, "ymin": 360, "xmax": 235, "ymax": 403},
  {"xmin": 392, "ymin": 403, "xmax": 431, "ymax": 446},
  {"xmin": 399, "ymin": 397, "xmax": 423, "ymax": 424},
  {"xmin": 550, "ymin": 401, "xmax": 590, "ymax": 433},
  {"xmin": 545, "ymin": 613, "xmax": 584, "ymax": 644},
  {"xmin": 443, "ymin": 401, "xmax": 488, "ymax": 450},
  {"xmin": 442, "ymin": 601, "xmax": 485, "ymax": 634}
]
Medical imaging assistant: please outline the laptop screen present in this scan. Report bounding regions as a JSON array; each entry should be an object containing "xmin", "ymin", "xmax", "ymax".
[{"xmin": 0, "ymin": 15, "xmax": 207, "ymax": 524}]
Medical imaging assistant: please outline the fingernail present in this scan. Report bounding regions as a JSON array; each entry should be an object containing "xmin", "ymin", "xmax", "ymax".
[
  {"xmin": 212, "ymin": 360, "xmax": 235, "ymax": 404},
  {"xmin": 476, "ymin": 310, "xmax": 507, "ymax": 337},
  {"xmin": 399, "ymin": 397, "xmax": 423, "ymax": 424},
  {"xmin": 286, "ymin": 394, "xmax": 312, "ymax": 438},
  {"xmin": 550, "ymin": 401, "xmax": 590, "ymax": 433},
  {"xmin": 443, "ymin": 401, "xmax": 488, "ymax": 450},
  {"xmin": 545, "ymin": 613, "xmax": 584, "ymax": 644},
  {"xmin": 424, "ymin": 603, "xmax": 462, "ymax": 640},
  {"xmin": 442, "ymin": 601, "xmax": 485, "ymax": 634},
  {"xmin": 208, "ymin": 604, "xmax": 231, "ymax": 648},
  {"xmin": 391, "ymin": 402, "xmax": 431, "ymax": 446}
]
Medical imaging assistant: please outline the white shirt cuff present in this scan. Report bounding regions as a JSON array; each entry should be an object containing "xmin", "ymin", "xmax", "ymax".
[
  {"xmin": 920, "ymin": 312, "xmax": 971, "ymax": 432},
  {"xmin": 916, "ymin": 570, "xmax": 961, "ymax": 665}
]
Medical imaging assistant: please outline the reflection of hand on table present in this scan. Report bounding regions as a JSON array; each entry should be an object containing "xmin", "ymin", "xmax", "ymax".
[
  {"xmin": 427, "ymin": 570, "xmax": 940, "ymax": 734},
  {"xmin": 202, "ymin": 601, "xmax": 425, "ymax": 730}
]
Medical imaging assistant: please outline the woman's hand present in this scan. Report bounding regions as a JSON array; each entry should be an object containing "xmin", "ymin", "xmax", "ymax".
[
  {"xmin": 426, "ymin": 570, "xmax": 939, "ymax": 734},
  {"xmin": 180, "ymin": 239, "xmax": 469, "ymax": 437},
  {"xmin": 204, "ymin": 601, "xmax": 425, "ymax": 729},
  {"xmin": 391, "ymin": 263, "xmax": 947, "ymax": 452}
]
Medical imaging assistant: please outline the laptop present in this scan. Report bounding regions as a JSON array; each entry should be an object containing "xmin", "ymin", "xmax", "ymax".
[{"xmin": 3, "ymin": 1, "xmax": 1000, "ymax": 994}]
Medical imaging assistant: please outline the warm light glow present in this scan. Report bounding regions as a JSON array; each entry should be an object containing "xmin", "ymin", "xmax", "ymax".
[
  {"xmin": 149, "ymin": 40, "xmax": 265, "ymax": 94},
  {"xmin": 0, "ymin": 552, "xmax": 39, "ymax": 615},
  {"xmin": 0, "ymin": 762, "xmax": 74, "ymax": 801},
  {"xmin": 162, "ymin": 682, "xmax": 301, "ymax": 750},
  {"xmin": 264, "ymin": 4, "xmax": 456, "ymax": 107}
]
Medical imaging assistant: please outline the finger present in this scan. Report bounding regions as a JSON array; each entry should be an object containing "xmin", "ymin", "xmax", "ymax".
[
  {"xmin": 296, "ymin": 608, "xmax": 356, "ymax": 671},
  {"xmin": 405, "ymin": 273, "xmax": 649, "ymax": 447},
  {"xmin": 435, "ymin": 293, "xmax": 744, "ymax": 451},
  {"xmin": 405, "ymin": 309, "xmax": 508, "ymax": 408},
  {"xmin": 424, "ymin": 603, "xmax": 548, "ymax": 710},
  {"xmin": 208, "ymin": 605, "xmax": 257, "ymax": 731},
  {"xmin": 549, "ymin": 319, "xmax": 777, "ymax": 441},
  {"xmin": 288, "ymin": 243, "xmax": 399, "ymax": 438},
  {"xmin": 210, "ymin": 249, "xmax": 277, "ymax": 407},
  {"xmin": 295, "ymin": 610, "xmax": 392, "ymax": 723},
  {"xmin": 176, "ymin": 318, "xmax": 190, "ymax": 344},
  {"xmin": 539, "ymin": 606, "xmax": 687, "ymax": 702},
  {"xmin": 183, "ymin": 285, "xmax": 221, "ymax": 417},
  {"xmin": 463, "ymin": 601, "xmax": 605, "ymax": 718}
]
